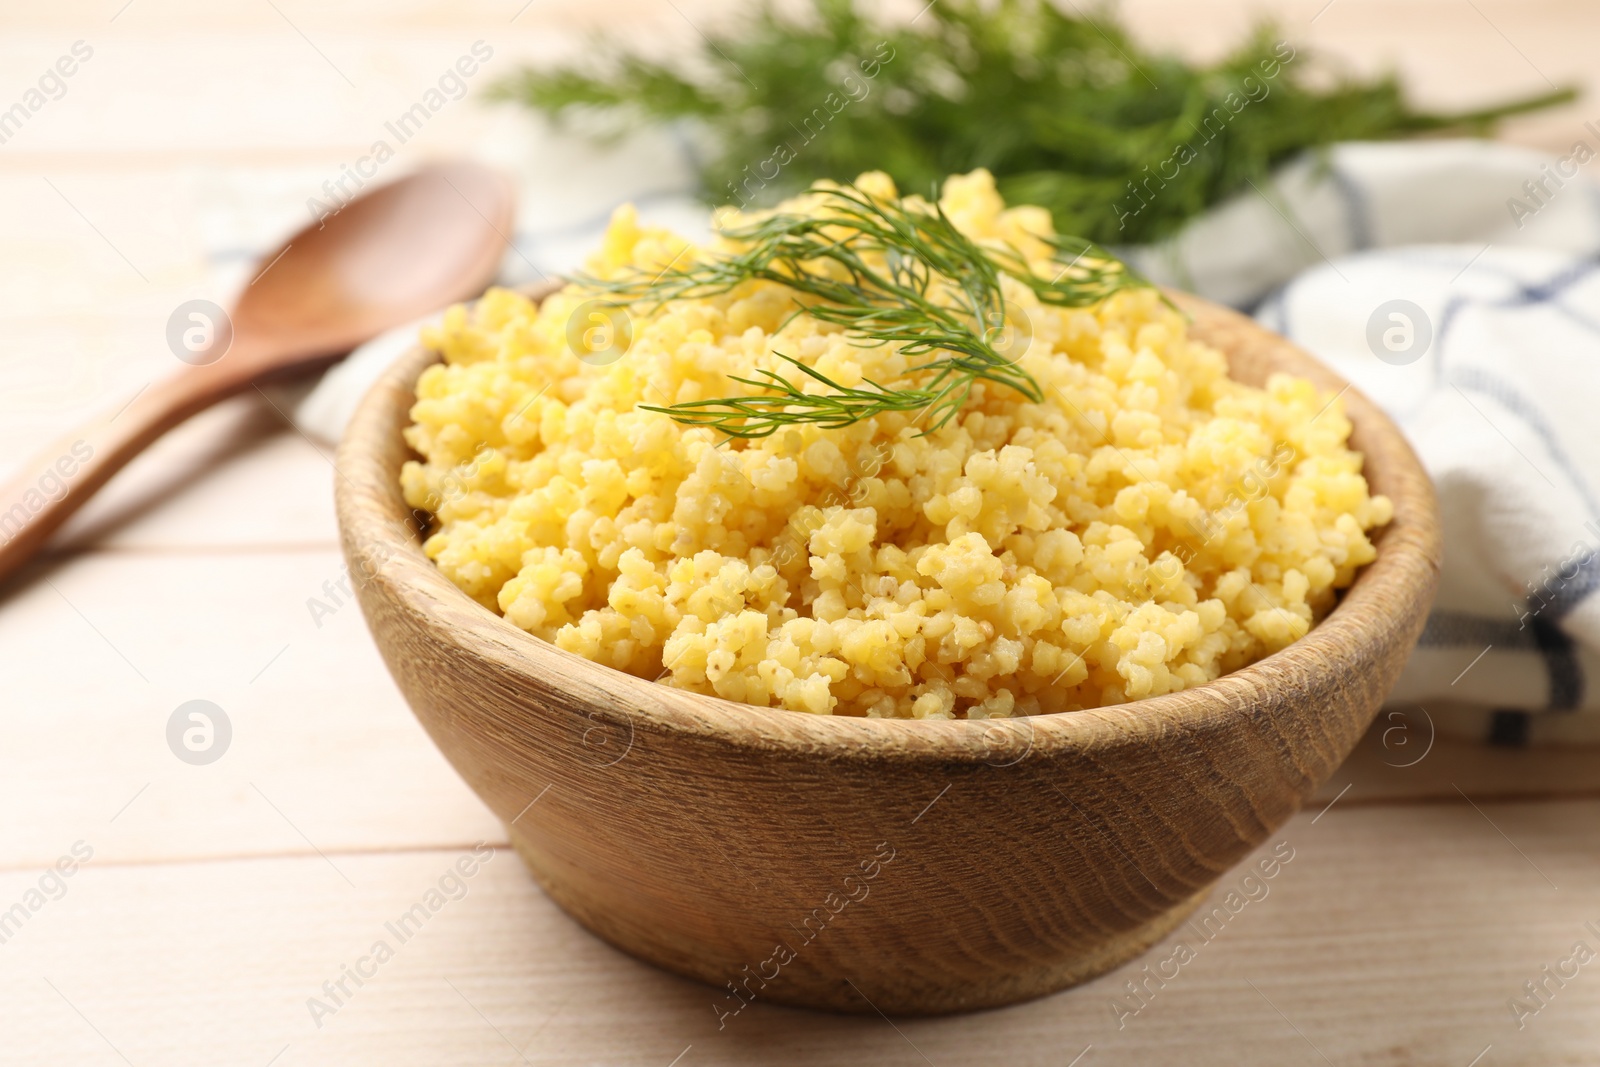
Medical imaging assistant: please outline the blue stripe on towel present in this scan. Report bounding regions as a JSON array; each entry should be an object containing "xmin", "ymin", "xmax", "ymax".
[
  {"xmin": 1532, "ymin": 616, "xmax": 1584, "ymax": 710},
  {"xmin": 1447, "ymin": 366, "xmax": 1600, "ymax": 520},
  {"xmin": 1418, "ymin": 610, "xmax": 1584, "ymax": 711},
  {"xmin": 1418, "ymin": 610, "xmax": 1537, "ymax": 649},
  {"xmin": 1326, "ymin": 161, "xmax": 1373, "ymax": 251},
  {"xmin": 1487, "ymin": 709, "xmax": 1532, "ymax": 746},
  {"xmin": 1438, "ymin": 256, "xmax": 1600, "ymax": 345}
]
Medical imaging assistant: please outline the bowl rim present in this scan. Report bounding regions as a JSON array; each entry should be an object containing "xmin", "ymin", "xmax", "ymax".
[{"xmin": 335, "ymin": 286, "xmax": 1442, "ymax": 766}]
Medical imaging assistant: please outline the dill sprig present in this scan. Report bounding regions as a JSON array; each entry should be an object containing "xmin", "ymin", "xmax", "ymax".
[
  {"xmin": 492, "ymin": 0, "xmax": 1576, "ymax": 245},
  {"xmin": 576, "ymin": 184, "xmax": 1152, "ymax": 437}
]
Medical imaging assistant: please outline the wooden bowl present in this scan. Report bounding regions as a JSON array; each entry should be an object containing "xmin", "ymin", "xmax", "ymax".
[{"xmin": 335, "ymin": 289, "xmax": 1441, "ymax": 1015}]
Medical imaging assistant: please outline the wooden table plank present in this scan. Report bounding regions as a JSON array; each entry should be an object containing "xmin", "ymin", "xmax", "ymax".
[
  {"xmin": 1327, "ymin": 713, "xmax": 1600, "ymax": 803},
  {"xmin": 3, "ymin": 800, "xmax": 1598, "ymax": 1066},
  {"xmin": 44, "ymin": 398, "xmax": 341, "ymax": 554},
  {"xmin": 1, "ymin": 541, "xmax": 501, "ymax": 869}
]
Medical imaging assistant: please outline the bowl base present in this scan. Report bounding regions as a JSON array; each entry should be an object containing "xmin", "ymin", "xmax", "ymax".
[{"xmin": 507, "ymin": 822, "xmax": 1206, "ymax": 1016}]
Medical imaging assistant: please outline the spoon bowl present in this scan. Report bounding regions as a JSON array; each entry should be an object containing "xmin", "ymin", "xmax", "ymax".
[
  {"xmin": 233, "ymin": 163, "xmax": 513, "ymax": 359},
  {"xmin": 0, "ymin": 161, "xmax": 515, "ymax": 587}
]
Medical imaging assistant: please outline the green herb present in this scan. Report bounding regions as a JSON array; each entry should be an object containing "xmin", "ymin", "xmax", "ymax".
[
  {"xmin": 492, "ymin": 0, "xmax": 1575, "ymax": 245},
  {"xmin": 577, "ymin": 183, "xmax": 1151, "ymax": 437}
]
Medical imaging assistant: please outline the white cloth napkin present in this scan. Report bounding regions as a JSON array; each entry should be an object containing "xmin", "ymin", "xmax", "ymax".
[
  {"xmin": 1212, "ymin": 140, "xmax": 1600, "ymax": 743},
  {"xmin": 275, "ymin": 138, "xmax": 1600, "ymax": 741},
  {"xmin": 1258, "ymin": 244, "xmax": 1600, "ymax": 743},
  {"xmin": 1126, "ymin": 139, "xmax": 1600, "ymax": 307}
]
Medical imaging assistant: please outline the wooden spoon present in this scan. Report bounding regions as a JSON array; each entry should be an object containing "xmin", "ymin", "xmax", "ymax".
[{"xmin": 0, "ymin": 161, "xmax": 515, "ymax": 587}]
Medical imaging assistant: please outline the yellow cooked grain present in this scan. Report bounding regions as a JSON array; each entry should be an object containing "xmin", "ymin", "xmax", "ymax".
[{"xmin": 401, "ymin": 170, "xmax": 1392, "ymax": 718}]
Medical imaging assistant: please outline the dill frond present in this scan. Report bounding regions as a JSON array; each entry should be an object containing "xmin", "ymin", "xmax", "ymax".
[
  {"xmin": 491, "ymin": 0, "xmax": 1576, "ymax": 245},
  {"xmin": 581, "ymin": 184, "xmax": 1152, "ymax": 437}
]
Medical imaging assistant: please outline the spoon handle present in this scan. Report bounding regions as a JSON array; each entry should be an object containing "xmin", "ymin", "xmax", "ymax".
[{"xmin": 0, "ymin": 353, "xmax": 267, "ymax": 587}]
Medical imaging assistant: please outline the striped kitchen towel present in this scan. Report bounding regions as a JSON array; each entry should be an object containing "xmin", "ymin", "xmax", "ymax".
[{"xmin": 1258, "ymin": 246, "xmax": 1600, "ymax": 743}]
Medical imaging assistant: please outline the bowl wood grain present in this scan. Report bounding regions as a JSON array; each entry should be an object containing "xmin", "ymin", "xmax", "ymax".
[{"xmin": 335, "ymin": 287, "xmax": 1441, "ymax": 1015}]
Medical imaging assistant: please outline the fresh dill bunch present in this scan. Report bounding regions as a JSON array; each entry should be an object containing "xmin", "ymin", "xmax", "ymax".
[
  {"xmin": 574, "ymin": 183, "xmax": 1152, "ymax": 437},
  {"xmin": 492, "ymin": 0, "xmax": 1575, "ymax": 245}
]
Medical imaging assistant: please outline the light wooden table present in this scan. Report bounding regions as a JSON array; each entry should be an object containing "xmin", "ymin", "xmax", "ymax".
[{"xmin": 6, "ymin": 2, "xmax": 1600, "ymax": 1063}]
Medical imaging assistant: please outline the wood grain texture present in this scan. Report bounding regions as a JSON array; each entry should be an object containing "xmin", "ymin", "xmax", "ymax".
[
  {"xmin": 333, "ymin": 288, "xmax": 1443, "ymax": 1014},
  {"xmin": 6, "ymin": 800, "xmax": 1596, "ymax": 1067}
]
